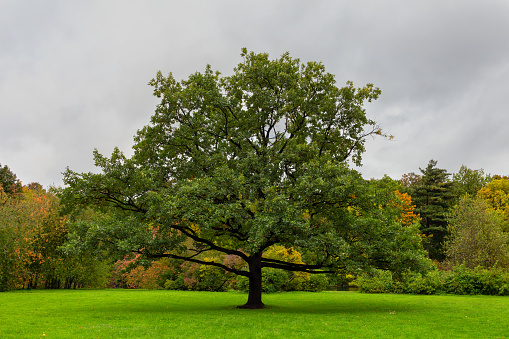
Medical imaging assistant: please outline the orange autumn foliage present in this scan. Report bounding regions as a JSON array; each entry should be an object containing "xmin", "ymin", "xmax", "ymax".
[{"xmin": 393, "ymin": 190, "xmax": 421, "ymax": 226}]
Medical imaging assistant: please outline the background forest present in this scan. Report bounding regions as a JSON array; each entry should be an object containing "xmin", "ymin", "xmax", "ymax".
[{"xmin": 2, "ymin": 160, "xmax": 508, "ymax": 294}]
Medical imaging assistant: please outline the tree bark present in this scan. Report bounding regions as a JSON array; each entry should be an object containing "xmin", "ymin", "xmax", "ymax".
[{"xmin": 238, "ymin": 254, "xmax": 265, "ymax": 309}]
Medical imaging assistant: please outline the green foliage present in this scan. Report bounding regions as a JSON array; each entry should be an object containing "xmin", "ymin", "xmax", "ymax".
[
  {"xmin": 261, "ymin": 245, "xmax": 312, "ymax": 292},
  {"xmin": 229, "ymin": 246, "xmax": 329, "ymax": 293},
  {"xmin": 356, "ymin": 270, "xmax": 399, "ymax": 294},
  {"xmin": 356, "ymin": 265, "xmax": 509, "ymax": 296},
  {"xmin": 452, "ymin": 165, "xmax": 491, "ymax": 197},
  {"xmin": 61, "ymin": 49, "xmax": 429, "ymax": 307},
  {"xmin": 119, "ymin": 245, "xmax": 331, "ymax": 293},
  {"xmin": 407, "ymin": 160, "xmax": 456, "ymax": 260},
  {"xmin": 236, "ymin": 269, "xmax": 329, "ymax": 293},
  {"xmin": 0, "ymin": 163, "xmax": 22, "ymax": 196},
  {"xmin": 445, "ymin": 195, "xmax": 509, "ymax": 269},
  {"xmin": 262, "ymin": 269, "xmax": 289, "ymax": 293},
  {"xmin": 399, "ymin": 270, "xmax": 443, "ymax": 295},
  {"xmin": 442, "ymin": 264, "xmax": 503, "ymax": 295},
  {"xmin": 0, "ymin": 228, "xmax": 19, "ymax": 291},
  {"xmin": 302, "ymin": 274, "xmax": 329, "ymax": 292},
  {"xmin": 0, "ymin": 185, "xmax": 110, "ymax": 291}
]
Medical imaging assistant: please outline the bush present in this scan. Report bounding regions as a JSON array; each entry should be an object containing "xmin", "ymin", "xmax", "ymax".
[
  {"xmin": 356, "ymin": 270, "xmax": 398, "ymax": 293},
  {"xmin": 235, "ymin": 269, "xmax": 329, "ymax": 293},
  {"xmin": 194, "ymin": 264, "xmax": 231, "ymax": 291},
  {"xmin": 443, "ymin": 264, "xmax": 509, "ymax": 295},
  {"xmin": 164, "ymin": 276, "xmax": 185, "ymax": 290},
  {"xmin": 236, "ymin": 275, "xmax": 249, "ymax": 292},
  {"xmin": 262, "ymin": 268, "xmax": 288, "ymax": 293},
  {"xmin": 236, "ymin": 269, "xmax": 296, "ymax": 293},
  {"xmin": 302, "ymin": 274, "xmax": 329, "ymax": 292},
  {"xmin": 356, "ymin": 265, "xmax": 509, "ymax": 296},
  {"xmin": 400, "ymin": 270, "xmax": 444, "ymax": 295}
]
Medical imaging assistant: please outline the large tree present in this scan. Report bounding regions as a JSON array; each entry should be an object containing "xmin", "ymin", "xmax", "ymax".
[
  {"xmin": 62, "ymin": 49, "xmax": 429, "ymax": 308},
  {"xmin": 445, "ymin": 195, "xmax": 509, "ymax": 269},
  {"xmin": 409, "ymin": 160, "xmax": 455, "ymax": 260}
]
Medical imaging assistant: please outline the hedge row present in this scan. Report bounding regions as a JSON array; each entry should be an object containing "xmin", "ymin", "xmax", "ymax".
[{"xmin": 356, "ymin": 264, "xmax": 509, "ymax": 295}]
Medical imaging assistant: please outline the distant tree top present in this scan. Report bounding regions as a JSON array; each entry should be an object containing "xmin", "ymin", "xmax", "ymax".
[{"xmin": 0, "ymin": 163, "xmax": 22, "ymax": 196}]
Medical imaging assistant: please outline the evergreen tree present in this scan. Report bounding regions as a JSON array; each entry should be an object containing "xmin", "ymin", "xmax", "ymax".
[{"xmin": 409, "ymin": 160, "xmax": 455, "ymax": 260}]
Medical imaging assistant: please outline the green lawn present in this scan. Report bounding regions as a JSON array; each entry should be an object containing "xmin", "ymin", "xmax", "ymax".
[{"xmin": 0, "ymin": 290, "xmax": 507, "ymax": 338}]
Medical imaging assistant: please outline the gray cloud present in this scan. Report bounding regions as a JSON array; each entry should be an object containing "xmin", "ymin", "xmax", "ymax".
[{"xmin": 1, "ymin": 0, "xmax": 508, "ymax": 187}]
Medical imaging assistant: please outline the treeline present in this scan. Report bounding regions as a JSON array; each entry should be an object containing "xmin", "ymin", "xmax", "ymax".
[
  {"xmin": 399, "ymin": 160, "xmax": 509, "ymax": 266},
  {"xmin": 356, "ymin": 160, "xmax": 509, "ymax": 295},
  {"xmin": 1, "ymin": 160, "xmax": 508, "ymax": 293},
  {"xmin": 0, "ymin": 164, "xmax": 109, "ymax": 291}
]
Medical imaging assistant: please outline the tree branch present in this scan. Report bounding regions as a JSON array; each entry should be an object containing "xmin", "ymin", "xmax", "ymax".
[
  {"xmin": 261, "ymin": 257, "xmax": 334, "ymax": 273},
  {"xmin": 171, "ymin": 223, "xmax": 250, "ymax": 261},
  {"xmin": 148, "ymin": 252, "xmax": 250, "ymax": 277}
]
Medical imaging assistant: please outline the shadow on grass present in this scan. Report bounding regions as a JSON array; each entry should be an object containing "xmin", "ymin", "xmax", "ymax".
[
  {"xmin": 261, "ymin": 303, "xmax": 415, "ymax": 315},
  {"xmin": 87, "ymin": 297, "xmax": 418, "ymax": 316},
  {"xmin": 11, "ymin": 289, "xmax": 424, "ymax": 317}
]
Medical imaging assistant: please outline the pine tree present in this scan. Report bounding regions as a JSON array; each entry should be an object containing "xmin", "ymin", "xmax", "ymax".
[{"xmin": 410, "ymin": 160, "xmax": 455, "ymax": 260}]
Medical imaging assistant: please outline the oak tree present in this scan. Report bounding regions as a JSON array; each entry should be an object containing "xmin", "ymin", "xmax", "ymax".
[{"xmin": 62, "ymin": 50, "xmax": 429, "ymax": 308}]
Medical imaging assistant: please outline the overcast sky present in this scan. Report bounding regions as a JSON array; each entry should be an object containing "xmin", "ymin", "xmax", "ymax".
[{"xmin": 1, "ymin": 1, "xmax": 508, "ymax": 188}]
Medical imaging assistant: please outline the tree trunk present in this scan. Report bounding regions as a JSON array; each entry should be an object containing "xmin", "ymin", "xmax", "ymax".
[{"xmin": 238, "ymin": 254, "xmax": 265, "ymax": 309}]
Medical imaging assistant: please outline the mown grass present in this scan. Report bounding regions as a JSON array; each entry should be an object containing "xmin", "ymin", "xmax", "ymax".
[{"xmin": 1, "ymin": 289, "xmax": 508, "ymax": 338}]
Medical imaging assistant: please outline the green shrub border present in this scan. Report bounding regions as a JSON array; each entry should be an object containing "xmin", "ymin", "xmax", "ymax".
[{"xmin": 356, "ymin": 264, "xmax": 509, "ymax": 296}]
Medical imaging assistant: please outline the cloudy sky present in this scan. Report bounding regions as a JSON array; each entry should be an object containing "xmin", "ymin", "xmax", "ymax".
[{"xmin": 1, "ymin": 1, "xmax": 508, "ymax": 188}]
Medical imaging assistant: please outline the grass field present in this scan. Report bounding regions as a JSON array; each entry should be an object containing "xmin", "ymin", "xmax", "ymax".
[{"xmin": 1, "ymin": 290, "xmax": 508, "ymax": 338}]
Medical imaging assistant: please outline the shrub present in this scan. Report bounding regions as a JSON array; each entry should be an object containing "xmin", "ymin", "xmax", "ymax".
[
  {"xmin": 356, "ymin": 270, "xmax": 398, "ymax": 293},
  {"xmin": 236, "ymin": 269, "xmax": 295, "ymax": 293},
  {"xmin": 262, "ymin": 268, "xmax": 288, "ymax": 293},
  {"xmin": 400, "ymin": 270, "xmax": 444, "ymax": 295},
  {"xmin": 302, "ymin": 274, "xmax": 329, "ymax": 292},
  {"xmin": 163, "ymin": 276, "xmax": 185, "ymax": 290},
  {"xmin": 356, "ymin": 265, "xmax": 509, "ymax": 296},
  {"xmin": 194, "ymin": 264, "xmax": 232, "ymax": 291},
  {"xmin": 262, "ymin": 245, "xmax": 311, "ymax": 292},
  {"xmin": 443, "ymin": 264, "xmax": 509, "ymax": 295},
  {"xmin": 236, "ymin": 275, "xmax": 249, "ymax": 292}
]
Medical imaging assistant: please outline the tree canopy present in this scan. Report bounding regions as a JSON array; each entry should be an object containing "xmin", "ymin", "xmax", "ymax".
[
  {"xmin": 477, "ymin": 177, "xmax": 509, "ymax": 231},
  {"xmin": 62, "ymin": 49, "xmax": 430, "ymax": 308},
  {"xmin": 452, "ymin": 165, "xmax": 491, "ymax": 197},
  {"xmin": 407, "ymin": 160, "xmax": 455, "ymax": 260},
  {"xmin": 445, "ymin": 195, "xmax": 509, "ymax": 269},
  {"xmin": 0, "ymin": 181, "xmax": 108, "ymax": 291},
  {"xmin": 0, "ymin": 164, "xmax": 22, "ymax": 197}
]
